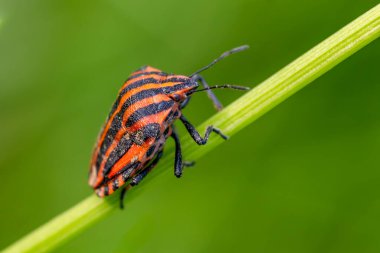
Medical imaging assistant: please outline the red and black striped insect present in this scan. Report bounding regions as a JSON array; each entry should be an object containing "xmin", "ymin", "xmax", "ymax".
[{"xmin": 89, "ymin": 45, "xmax": 249, "ymax": 208}]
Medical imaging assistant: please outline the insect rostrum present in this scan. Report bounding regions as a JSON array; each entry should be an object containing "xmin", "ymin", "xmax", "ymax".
[{"xmin": 89, "ymin": 46, "xmax": 249, "ymax": 208}]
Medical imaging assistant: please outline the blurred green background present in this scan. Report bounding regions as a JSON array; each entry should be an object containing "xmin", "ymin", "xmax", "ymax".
[{"xmin": 1, "ymin": 0, "xmax": 380, "ymax": 252}]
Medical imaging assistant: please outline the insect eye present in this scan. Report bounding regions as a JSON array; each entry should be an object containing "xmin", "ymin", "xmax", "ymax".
[{"xmin": 171, "ymin": 94, "xmax": 181, "ymax": 102}]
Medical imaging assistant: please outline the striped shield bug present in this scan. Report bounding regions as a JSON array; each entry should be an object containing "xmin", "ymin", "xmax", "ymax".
[{"xmin": 89, "ymin": 45, "xmax": 250, "ymax": 208}]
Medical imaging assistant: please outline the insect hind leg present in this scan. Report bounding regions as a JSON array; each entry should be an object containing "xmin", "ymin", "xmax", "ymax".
[
  {"xmin": 130, "ymin": 151, "xmax": 163, "ymax": 186},
  {"xmin": 119, "ymin": 185, "xmax": 131, "ymax": 209},
  {"xmin": 119, "ymin": 150, "xmax": 164, "ymax": 209}
]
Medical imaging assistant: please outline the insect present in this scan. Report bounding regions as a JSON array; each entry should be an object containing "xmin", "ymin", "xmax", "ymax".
[{"xmin": 89, "ymin": 45, "xmax": 250, "ymax": 208}]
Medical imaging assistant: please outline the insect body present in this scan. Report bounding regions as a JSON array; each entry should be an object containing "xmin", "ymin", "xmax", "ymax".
[{"xmin": 89, "ymin": 46, "xmax": 249, "ymax": 208}]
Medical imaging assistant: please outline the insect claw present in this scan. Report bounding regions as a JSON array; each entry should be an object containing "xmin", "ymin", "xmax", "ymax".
[{"xmin": 175, "ymin": 171, "xmax": 182, "ymax": 178}]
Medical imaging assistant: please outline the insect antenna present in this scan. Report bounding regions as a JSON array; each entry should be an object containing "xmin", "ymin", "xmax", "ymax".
[
  {"xmin": 189, "ymin": 45, "xmax": 249, "ymax": 77},
  {"xmin": 187, "ymin": 84, "xmax": 250, "ymax": 95}
]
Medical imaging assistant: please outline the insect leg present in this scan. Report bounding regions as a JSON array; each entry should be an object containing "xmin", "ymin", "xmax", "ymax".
[
  {"xmin": 192, "ymin": 74, "xmax": 223, "ymax": 111},
  {"xmin": 171, "ymin": 127, "xmax": 195, "ymax": 177},
  {"xmin": 180, "ymin": 96, "xmax": 191, "ymax": 109},
  {"xmin": 171, "ymin": 128, "xmax": 183, "ymax": 178},
  {"xmin": 119, "ymin": 157, "xmax": 194, "ymax": 209},
  {"xmin": 119, "ymin": 185, "xmax": 131, "ymax": 209},
  {"xmin": 130, "ymin": 151, "xmax": 163, "ymax": 186},
  {"xmin": 119, "ymin": 151, "xmax": 164, "ymax": 209},
  {"xmin": 180, "ymin": 114, "xmax": 228, "ymax": 145}
]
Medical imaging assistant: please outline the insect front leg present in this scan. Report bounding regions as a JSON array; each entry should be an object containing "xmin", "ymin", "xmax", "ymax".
[
  {"xmin": 180, "ymin": 96, "xmax": 191, "ymax": 109},
  {"xmin": 192, "ymin": 74, "xmax": 223, "ymax": 111},
  {"xmin": 179, "ymin": 115, "xmax": 228, "ymax": 145},
  {"xmin": 119, "ymin": 150, "xmax": 163, "ymax": 209},
  {"xmin": 171, "ymin": 127, "xmax": 195, "ymax": 178}
]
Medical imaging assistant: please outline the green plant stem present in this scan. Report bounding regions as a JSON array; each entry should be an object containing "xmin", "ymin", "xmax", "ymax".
[{"xmin": 3, "ymin": 4, "xmax": 380, "ymax": 253}]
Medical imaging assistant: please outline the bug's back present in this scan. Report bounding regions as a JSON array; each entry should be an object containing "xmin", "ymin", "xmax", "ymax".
[{"xmin": 89, "ymin": 66, "xmax": 190, "ymax": 196}]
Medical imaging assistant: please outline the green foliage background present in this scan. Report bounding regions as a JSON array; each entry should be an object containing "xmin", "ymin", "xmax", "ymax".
[{"xmin": 1, "ymin": 1, "xmax": 379, "ymax": 252}]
